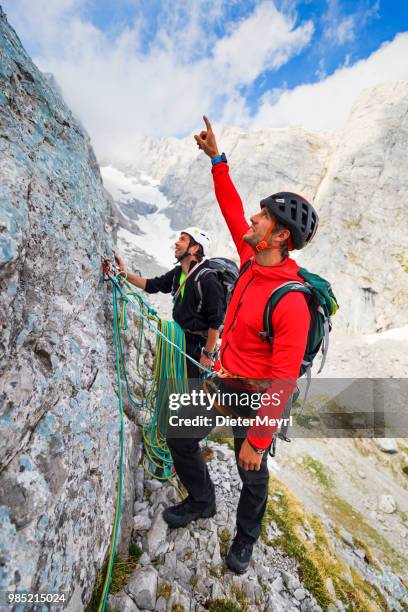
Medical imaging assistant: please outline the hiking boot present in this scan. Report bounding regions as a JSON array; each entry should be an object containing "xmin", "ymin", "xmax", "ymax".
[
  {"xmin": 162, "ymin": 496, "xmax": 216, "ymax": 529},
  {"xmin": 226, "ymin": 537, "xmax": 254, "ymax": 574}
]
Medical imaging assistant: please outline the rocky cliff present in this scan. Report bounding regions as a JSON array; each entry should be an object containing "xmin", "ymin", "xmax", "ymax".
[
  {"xmin": 1, "ymin": 6, "xmax": 408, "ymax": 612},
  {"xmin": 110, "ymin": 81, "xmax": 408, "ymax": 335},
  {"xmin": 0, "ymin": 7, "xmax": 139, "ymax": 607}
]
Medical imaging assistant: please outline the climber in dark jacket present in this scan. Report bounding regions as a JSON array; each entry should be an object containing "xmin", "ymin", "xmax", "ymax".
[{"xmin": 115, "ymin": 227, "xmax": 225, "ymax": 377}]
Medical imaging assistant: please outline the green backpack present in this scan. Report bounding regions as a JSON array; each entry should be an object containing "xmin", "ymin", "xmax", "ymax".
[{"xmin": 238, "ymin": 261, "xmax": 339, "ymax": 455}]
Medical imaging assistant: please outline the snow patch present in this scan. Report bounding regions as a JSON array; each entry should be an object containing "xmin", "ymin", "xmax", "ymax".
[{"xmin": 101, "ymin": 165, "xmax": 176, "ymax": 267}]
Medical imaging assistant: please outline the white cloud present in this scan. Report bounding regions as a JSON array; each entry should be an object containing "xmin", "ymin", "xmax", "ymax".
[
  {"xmin": 322, "ymin": 0, "xmax": 380, "ymax": 47},
  {"xmin": 212, "ymin": 3, "xmax": 313, "ymax": 87},
  {"xmin": 332, "ymin": 15, "xmax": 356, "ymax": 44},
  {"xmin": 2, "ymin": 0, "xmax": 313, "ymax": 162},
  {"xmin": 250, "ymin": 32, "xmax": 408, "ymax": 131}
]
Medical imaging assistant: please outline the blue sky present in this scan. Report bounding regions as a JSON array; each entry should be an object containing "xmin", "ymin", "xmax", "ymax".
[
  {"xmin": 3, "ymin": 0, "xmax": 408, "ymax": 161},
  {"xmin": 80, "ymin": 0, "xmax": 407, "ymax": 111}
]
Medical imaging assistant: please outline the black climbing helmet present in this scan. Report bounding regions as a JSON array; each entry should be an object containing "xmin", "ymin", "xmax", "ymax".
[{"xmin": 260, "ymin": 192, "xmax": 319, "ymax": 250}]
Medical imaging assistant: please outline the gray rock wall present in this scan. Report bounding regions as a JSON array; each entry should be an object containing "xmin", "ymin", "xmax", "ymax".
[{"xmin": 0, "ymin": 8, "xmax": 138, "ymax": 608}]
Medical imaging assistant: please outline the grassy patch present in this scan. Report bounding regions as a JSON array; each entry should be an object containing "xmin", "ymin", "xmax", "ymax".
[
  {"xmin": 261, "ymin": 475, "xmax": 394, "ymax": 611},
  {"xmin": 301, "ymin": 455, "xmax": 334, "ymax": 489},
  {"xmin": 352, "ymin": 537, "xmax": 380, "ymax": 570},
  {"xmin": 158, "ymin": 581, "xmax": 172, "ymax": 600},
  {"xmin": 402, "ymin": 466, "xmax": 408, "ymax": 476},
  {"xmin": 189, "ymin": 575, "xmax": 198, "ymax": 588},
  {"xmin": 207, "ymin": 599, "xmax": 244, "ymax": 612},
  {"xmin": 218, "ymin": 527, "xmax": 231, "ymax": 557},
  {"xmin": 209, "ymin": 566, "xmax": 220, "ymax": 578},
  {"xmin": 128, "ymin": 543, "xmax": 142, "ymax": 561},
  {"xmin": 262, "ymin": 478, "xmax": 333, "ymax": 609},
  {"xmin": 231, "ymin": 585, "xmax": 248, "ymax": 611},
  {"xmin": 208, "ymin": 430, "xmax": 234, "ymax": 450},
  {"xmin": 396, "ymin": 255, "xmax": 408, "ymax": 273},
  {"xmin": 294, "ymin": 413, "xmax": 320, "ymax": 429},
  {"xmin": 86, "ymin": 548, "xmax": 140, "ymax": 612},
  {"xmin": 327, "ymin": 494, "xmax": 405, "ymax": 572},
  {"xmin": 207, "ymin": 587, "xmax": 248, "ymax": 612}
]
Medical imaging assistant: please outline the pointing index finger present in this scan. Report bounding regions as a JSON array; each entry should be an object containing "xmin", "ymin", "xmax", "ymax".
[{"xmin": 203, "ymin": 115, "xmax": 213, "ymax": 132}]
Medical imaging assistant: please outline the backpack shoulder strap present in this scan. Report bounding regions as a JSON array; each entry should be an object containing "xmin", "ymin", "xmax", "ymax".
[
  {"xmin": 261, "ymin": 281, "xmax": 312, "ymax": 343},
  {"xmin": 193, "ymin": 266, "xmax": 218, "ymax": 313},
  {"xmin": 239, "ymin": 258, "xmax": 252, "ymax": 276},
  {"xmin": 171, "ymin": 266, "xmax": 181, "ymax": 295}
]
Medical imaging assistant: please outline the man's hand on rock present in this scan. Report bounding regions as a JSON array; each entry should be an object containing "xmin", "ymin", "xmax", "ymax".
[
  {"xmin": 114, "ymin": 253, "xmax": 126, "ymax": 274},
  {"xmin": 194, "ymin": 116, "xmax": 220, "ymax": 159}
]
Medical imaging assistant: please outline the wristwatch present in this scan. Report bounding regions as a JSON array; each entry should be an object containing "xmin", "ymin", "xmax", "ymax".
[
  {"xmin": 211, "ymin": 152, "xmax": 227, "ymax": 166},
  {"xmin": 247, "ymin": 439, "xmax": 266, "ymax": 455},
  {"xmin": 201, "ymin": 347, "xmax": 217, "ymax": 360}
]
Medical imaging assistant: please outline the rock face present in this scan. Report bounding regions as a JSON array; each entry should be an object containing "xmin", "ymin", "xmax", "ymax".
[
  {"xmin": 109, "ymin": 82, "xmax": 408, "ymax": 335},
  {"xmin": 0, "ymin": 8, "xmax": 137, "ymax": 607},
  {"xmin": 301, "ymin": 81, "xmax": 408, "ymax": 334},
  {"xmin": 125, "ymin": 440, "xmax": 408, "ymax": 611}
]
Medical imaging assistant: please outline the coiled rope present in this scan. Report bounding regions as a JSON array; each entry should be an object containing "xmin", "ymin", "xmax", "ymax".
[{"xmin": 98, "ymin": 263, "xmax": 215, "ymax": 611}]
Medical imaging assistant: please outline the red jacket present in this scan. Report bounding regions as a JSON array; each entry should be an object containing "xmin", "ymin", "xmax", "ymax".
[{"xmin": 212, "ymin": 163, "xmax": 310, "ymax": 449}]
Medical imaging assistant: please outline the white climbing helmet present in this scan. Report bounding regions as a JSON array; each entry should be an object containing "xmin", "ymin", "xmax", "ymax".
[{"xmin": 180, "ymin": 227, "xmax": 211, "ymax": 256}]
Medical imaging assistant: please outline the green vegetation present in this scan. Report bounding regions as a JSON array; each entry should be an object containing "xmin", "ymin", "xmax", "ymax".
[
  {"xmin": 301, "ymin": 455, "xmax": 334, "ymax": 489},
  {"xmin": 352, "ymin": 537, "xmax": 380, "ymax": 570},
  {"xmin": 231, "ymin": 585, "xmax": 248, "ymax": 611},
  {"xmin": 128, "ymin": 543, "xmax": 142, "ymax": 561},
  {"xmin": 208, "ymin": 430, "xmax": 234, "ymax": 450},
  {"xmin": 261, "ymin": 474, "xmax": 394, "ymax": 611},
  {"xmin": 294, "ymin": 412, "xmax": 320, "ymax": 429},
  {"xmin": 218, "ymin": 527, "xmax": 231, "ymax": 557},
  {"xmin": 209, "ymin": 565, "xmax": 220, "ymax": 578},
  {"xmin": 158, "ymin": 581, "xmax": 172, "ymax": 600},
  {"xmin": 189, "ymin": 575, "xmax": 198, "ymax": 588},
  {"xmin": 207, "ymin": 587, "xmax": 248, "ymax": 612},
  {"xmin": 402, "ymin": 465, "xmax": 408, "ymax": 476},
  {"xmin": 207, "ymin": 599, "xmax": 245, "ymax": 612},
  {"xmin": 327, "ymin": 494, "xmax": 405, "ymax": 572},
  {"xmin": 396, "ymin": 254, "xmax": 408, "ymax": 273},
  {"xmin": 87, "ymin": 545, "xmax": 141, "ymax": 611}
]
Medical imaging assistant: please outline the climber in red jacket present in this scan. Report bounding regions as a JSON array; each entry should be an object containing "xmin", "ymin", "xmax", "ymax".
[{"xmin": 164, "ymin": 116, "xmax": 319, "ymax": 574}]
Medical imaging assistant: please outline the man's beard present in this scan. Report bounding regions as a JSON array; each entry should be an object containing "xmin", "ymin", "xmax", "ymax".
[
  {"xmin": 243, "ymin": 230, "xmax": 257, "ymax": 246},
  {"xmin": 175, "ymin": 247, "xmax": 189, "ymax": 262}
]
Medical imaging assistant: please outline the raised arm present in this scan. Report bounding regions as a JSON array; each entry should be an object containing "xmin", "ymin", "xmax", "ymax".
[{"xmin": 194, "ymin": 116, "xmax": 253, "ymax": 266}]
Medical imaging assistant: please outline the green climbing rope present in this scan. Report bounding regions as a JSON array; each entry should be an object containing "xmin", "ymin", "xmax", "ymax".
[{"xmin": 98, "ymin": 264, "xmax": 215, "ymax": 611}]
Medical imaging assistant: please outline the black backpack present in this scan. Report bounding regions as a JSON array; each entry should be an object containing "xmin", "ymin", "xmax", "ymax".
[
  {"xmin": 193, "ymin": 258, "xmax": 239, "ymax": 314},
  {"xmin": 171, "ymin": 258, "xmax": 239, "ymax": 335}
]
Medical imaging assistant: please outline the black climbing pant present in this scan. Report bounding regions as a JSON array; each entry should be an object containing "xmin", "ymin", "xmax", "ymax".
[
  {"xmin": 184, "ymin": 333, "xmax": 204, "ymax": 380},
  {"xmin": 166, "ymin": 398, "xmax": 270, "ymax": 543}
]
